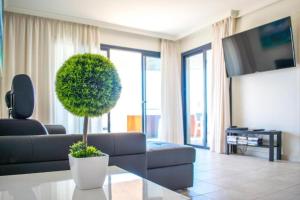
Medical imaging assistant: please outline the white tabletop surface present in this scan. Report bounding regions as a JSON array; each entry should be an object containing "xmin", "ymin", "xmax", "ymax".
[{"xmin": 0, "ymin": 166, "xmax": 189, "ymax": 200}]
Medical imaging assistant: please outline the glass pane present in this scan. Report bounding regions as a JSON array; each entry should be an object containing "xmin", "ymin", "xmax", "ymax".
[
  {"xmin": 109, "ymin": 49, "xmax": 142, "ymax": 132},
  {"xmin": 100, "ymin": 50, "xmax": 108, "ymax": 57},
  {"xmin": 145, "ymin": 56, "xmax": 161, "ymax": 139},
  {"xmin": 186, "ymin": 53, "xmax": 205, "ymax": 146},
  {"xmin": 206, "ymin": 49, "xmax": 212, "ymax": 147}
]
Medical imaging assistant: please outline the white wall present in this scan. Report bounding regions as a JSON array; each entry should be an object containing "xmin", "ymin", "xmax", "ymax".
[
  {"xmin": 233, "ymin": 0, "xmax": 300, "ymax": 162},
  {"xmin": 180, "ymin": 0, "xmax": 300, "ymax": 161},
  {"xmin": 180, "ymin": 26, "xmax": 212, "ymax": 53},
  {"xmin": 100, "ymin": 28, "xmax": 160, "ymax": 52}
]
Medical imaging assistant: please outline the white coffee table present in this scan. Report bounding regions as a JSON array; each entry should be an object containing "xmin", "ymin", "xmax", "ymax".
[{"xmin": 0, "ymin": 166, "xmax": 189, "ymax": 200}]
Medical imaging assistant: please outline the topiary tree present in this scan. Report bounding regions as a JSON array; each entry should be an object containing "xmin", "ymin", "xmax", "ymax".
[{"xmin": 56, "ymin": 53, "xmax": 121, "ymax": 145}]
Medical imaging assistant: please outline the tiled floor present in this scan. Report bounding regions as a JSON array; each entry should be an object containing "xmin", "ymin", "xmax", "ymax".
[{"xmin": 178, "ymin": 149, "xmax": 300, "ymax": 200}]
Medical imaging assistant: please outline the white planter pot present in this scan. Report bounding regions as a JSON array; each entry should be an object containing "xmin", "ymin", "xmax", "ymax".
[
  {"xmin": 69, "ymin": 154, "xmax": 109, "ymax": 190},
  {"xmin": 72, "ymin": 188, "xmax": 107, "ymax": 200}
]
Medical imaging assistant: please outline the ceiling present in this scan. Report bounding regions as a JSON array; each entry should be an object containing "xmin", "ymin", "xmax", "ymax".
[{"xmin": 5, "ymin": 0, "xmax": 281, "ymax": 40}]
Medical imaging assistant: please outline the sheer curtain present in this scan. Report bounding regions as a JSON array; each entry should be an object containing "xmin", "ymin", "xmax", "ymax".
[
  {"xmin": 51, "ymin": 20, "xmax": 103, "ymax": 134},
  {"xmin": 160, "ymin": 39, "xmax": 184, "ymax": 144},
  {"xmin": 1, "ymin": 12, "xmax": 53, "ymax": 122},
  {"xmin": 209, "ymin": 17, "xmax": 236, "ymax": 153},
  {"xmin": 1, "ymin": 12, "xmax": 104, "ymax": 134}
]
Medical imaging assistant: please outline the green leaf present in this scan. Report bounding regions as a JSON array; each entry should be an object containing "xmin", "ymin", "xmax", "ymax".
[{"xmin": 70, "ymin": 141, "xmax": 103, "ymax": 158}]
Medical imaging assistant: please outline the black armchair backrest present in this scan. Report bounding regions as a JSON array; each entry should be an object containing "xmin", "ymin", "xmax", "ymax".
[
  {"xmin": 1, "ymin": 74, "xmax": 67, "ymax": 136},
  {"xmin": 5, "ymin": 91, "xmax": 11, "ymax": 108},
  {"xmin": 8, "ymin": 74, "xmax": 35, "ymax": 119}
]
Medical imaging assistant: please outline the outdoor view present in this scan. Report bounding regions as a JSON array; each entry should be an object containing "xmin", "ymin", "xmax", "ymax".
[
  {"xmin": 185, "ymin": 49, "xmax": 211, "ymax": 147},
  {"xmin": 109, "ymin": 49, "xmax": 142, "ymax": 133},
  {"xmin": 145, "ymin": 56, "xmax": 161, "ymax": 139},
  {"xmin": 107, "ymin": 49, "xmax": 161, "ymax": 139},
  {"xmin": 186, "ymin": 53, "xmax": 206, "ymax": 146}
]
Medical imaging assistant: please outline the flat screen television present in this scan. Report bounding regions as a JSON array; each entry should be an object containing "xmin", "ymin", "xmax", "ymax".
[{"xmin": 222, "ymin": 17, "xmax": 296, "ymax": 77}]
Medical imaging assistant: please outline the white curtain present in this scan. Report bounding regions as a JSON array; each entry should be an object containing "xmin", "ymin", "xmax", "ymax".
[
  {"xmin": 51, "ymin": 19, "xmax": 102, "ymax": 134},
  {"xmin": 209, "ymin": 17, "xmax": 236, "ymax": 153},
  {"xmin": 1, "ymin": 12, "xmax": 53, "ymax": 122},
  {"xmin": 1, "ymin": 12, "xmax": 103, "ymax": 134},
  {"xmin": 160, "ymin": 39, "xmax": 184, "ymax": 144}
]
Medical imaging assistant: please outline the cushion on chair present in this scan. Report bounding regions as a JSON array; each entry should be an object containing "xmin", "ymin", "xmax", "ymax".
[
  {"xmin": 11, "ymin": 74, "xmax": 34, "ymax": 119},
  {"xmin": 147, "ymin": 141, "xmax": 196, "ymax": 169}
]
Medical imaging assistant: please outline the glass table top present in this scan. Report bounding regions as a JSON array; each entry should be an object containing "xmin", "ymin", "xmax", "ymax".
[{"xmin": 0, "ymin": 166, "xmax": 189, "ymax": 200}]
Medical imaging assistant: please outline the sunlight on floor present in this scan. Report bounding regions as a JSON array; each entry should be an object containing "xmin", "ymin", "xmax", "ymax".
[{"xmin": 178, "ymin": 149, "xmax": 300, "ymax": 200}]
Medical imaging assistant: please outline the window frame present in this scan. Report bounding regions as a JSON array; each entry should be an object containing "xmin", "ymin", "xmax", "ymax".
[
  {"xmin": 181, "ymin": 43, "xmax": 211, "ymax": 149},
  {"xmin": 100, "ymin": 44, "xmax": 160, "ymax": 135}
]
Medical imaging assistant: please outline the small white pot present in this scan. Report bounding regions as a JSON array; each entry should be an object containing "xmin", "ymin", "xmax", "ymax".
[
  {"xmin": 69, "ymin": 154, "xmax": 109, "ymax": 190},
  {"xmin": 72, "ymin": 188, "xmax": 107, "ymax": 200}
]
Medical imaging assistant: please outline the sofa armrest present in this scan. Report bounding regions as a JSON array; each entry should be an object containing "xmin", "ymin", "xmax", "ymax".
[{"xmin": 44, "ymin": 125, "xmax": 66, "ymax": 135}]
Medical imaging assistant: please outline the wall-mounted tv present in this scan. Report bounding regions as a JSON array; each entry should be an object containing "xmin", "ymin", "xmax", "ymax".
[{"xmin": 222, "ymin": 17, "xmax": 296, "ymax": 77}]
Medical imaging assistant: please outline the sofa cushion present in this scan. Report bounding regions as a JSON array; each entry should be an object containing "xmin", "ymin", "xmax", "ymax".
[
  {"xmin": 147, "ymin": 141, "xmax": 195, "ymax": 169},
  {"xmin": 0, "ymin": 136, "xmax": 34, "ymax": 164},
  {"xmin": 32, "ymin": 134, "xmax": 82, "ymax": 162},
  {"xmin": 112, "ymin": 133, "xmax": 146, "ymax": 156},
  {"xmin": 0, "ymin": 119, "xmax": 48, "ymax": 136},
  {"xmin": 0, "ymin": 133, "xmax": 146, "ymax": 164},
  {"xmin": 32, "ymin": 134, "xmax": 115, "ymax": 162},
  {"xmin": 0, "ymin": 133, "xmax": 147, "ymax": 176}
]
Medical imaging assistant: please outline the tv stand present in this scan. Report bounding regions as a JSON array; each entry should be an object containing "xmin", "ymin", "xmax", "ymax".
[{"xmin": 225, "ymin": 129, "xmax": 282, "ymax": 161}]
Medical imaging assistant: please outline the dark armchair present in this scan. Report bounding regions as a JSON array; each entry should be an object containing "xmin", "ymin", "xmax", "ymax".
[{"xmin": 0, "ymin": 74, "xmax": 66, "ymax": 136}]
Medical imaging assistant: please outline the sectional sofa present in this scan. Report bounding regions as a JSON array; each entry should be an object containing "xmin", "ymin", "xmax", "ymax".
[
  {"xmin": 1, "ymin": 74, "xmax": 196, "ymax": 190},
  {"xmin": 0, "ymin": 133, "xmax": 195, "ymax": 190}
]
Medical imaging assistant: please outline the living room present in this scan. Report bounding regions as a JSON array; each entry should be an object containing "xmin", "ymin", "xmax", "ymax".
[{"xmin": 0, "ymin": 0, "xmax": 300, "ymax": 199}]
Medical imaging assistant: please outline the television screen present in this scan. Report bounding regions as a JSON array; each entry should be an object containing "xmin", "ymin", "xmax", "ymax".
[{"xmin": 222, "ymin": 17, "xmax": 295, "ymax": 77}]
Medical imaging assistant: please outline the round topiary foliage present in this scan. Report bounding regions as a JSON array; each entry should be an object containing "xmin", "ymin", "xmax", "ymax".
[{"xmin": 56, "ymin": 53, "xmax": 121, "ymax": 117}]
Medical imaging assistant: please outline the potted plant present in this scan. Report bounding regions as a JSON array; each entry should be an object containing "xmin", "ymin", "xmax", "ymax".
[{"xmin": 55, "ymin": 53, "xmax": 121, "ymax": 190}]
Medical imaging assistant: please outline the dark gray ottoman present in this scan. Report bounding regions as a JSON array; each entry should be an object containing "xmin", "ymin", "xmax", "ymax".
[{"xmin": 147, "ymin": 141, "xmax": 196, "ymax": 190}]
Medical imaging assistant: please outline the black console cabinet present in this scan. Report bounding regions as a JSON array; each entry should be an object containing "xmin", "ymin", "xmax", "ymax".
[{"xmin": 225, "ymin": 129, "xmax": 282, "ymax": 161}]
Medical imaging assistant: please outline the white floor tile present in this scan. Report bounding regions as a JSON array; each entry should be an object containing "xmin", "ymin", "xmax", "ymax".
[{"xmin": 179, "ymin": 149, "xmax": 300, "ymax": 200}]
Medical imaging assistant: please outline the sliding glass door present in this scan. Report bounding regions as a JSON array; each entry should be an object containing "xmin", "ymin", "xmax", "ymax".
[
  {"xmin": 109, "ymin": 49, "xmax": 142, "ymax": 132},
  {"xmin": 182, "ymin": 44, "xmax": 211, "ymax": 148},
  {"xmin": 101, "ymin": 45, "xmax": 160, "ymax": 138},
  {"xmin": 145, "ymin": 56, "xmax": 161, "ymax": 139},
  {"xmin": 186, "ymin": 53, "xmax": 206, "ymax": 146}
]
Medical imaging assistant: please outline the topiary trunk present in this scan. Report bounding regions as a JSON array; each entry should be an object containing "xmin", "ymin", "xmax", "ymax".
[{"xmin": 83, "ymin": 116, "xmax": 88, "ymax": 145}]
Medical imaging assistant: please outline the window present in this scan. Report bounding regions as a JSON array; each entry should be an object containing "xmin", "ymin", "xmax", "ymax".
[
  {"xmin": 101, "ymin": 44, "xmax": 161, "ymax": 138},
  {"xmin": 109, "ymin": 49, "xmax": 142, "ymax": 132},
  {"xmin": 182, "ymin": 44, "xmax": 211, "ymax": 148},
  {"xmin": 145, "ymin": 56, "xmax": 161, "ymax": 139}
]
